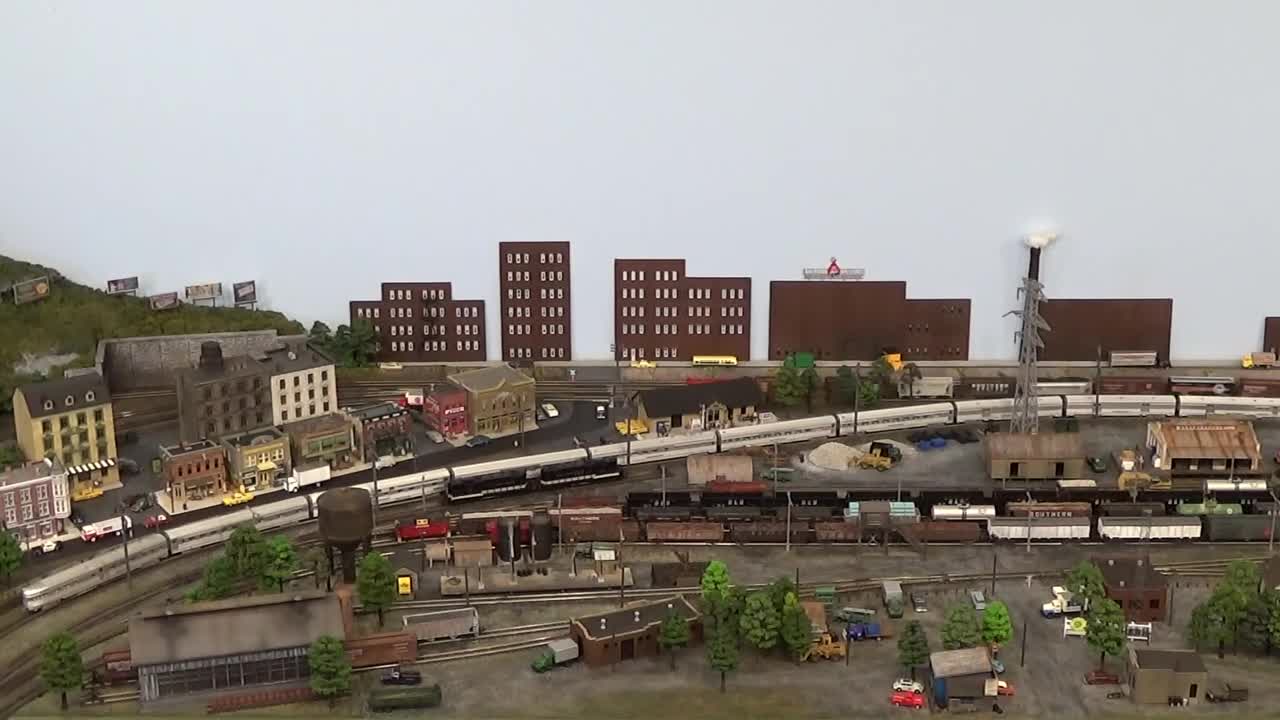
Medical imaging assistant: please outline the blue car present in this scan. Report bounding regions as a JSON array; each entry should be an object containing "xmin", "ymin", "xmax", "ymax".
[{"xmin": 465, "ymin": 435, "xmax": 492, "ymax": 449}]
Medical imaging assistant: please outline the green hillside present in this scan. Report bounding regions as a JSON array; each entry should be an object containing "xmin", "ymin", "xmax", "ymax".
[{"xmin": 0, "ymin": 254, "xmax": 305, "ymax": 411}]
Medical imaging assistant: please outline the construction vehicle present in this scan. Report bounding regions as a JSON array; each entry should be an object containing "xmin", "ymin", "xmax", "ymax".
[
  {"xmin": 1041, "ymin": 586, "xmax": 1086, "ymax": 618},
  {"xmin": 858, "ymin": 442, "xmax": 900, "ymax": 472},
  {"xmin": 1243, "ymin": 352, "xmax": 1276, "ymax": 369},
  {"xmin": 880, "ymin": 351, "xmax": 903, "ymax": 372},
  {"xmin": 802, "ymin": 632, "xmax": 847, "ymax": 662},
  {"xmin": 1114, "ymin": 448, "xmax": 1167, "ymax": 491}
]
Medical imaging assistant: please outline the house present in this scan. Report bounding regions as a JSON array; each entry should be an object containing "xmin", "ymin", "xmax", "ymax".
[
  {"xmin": 930, "ymin": 647, "xmax": 993, "ymax": 708},
  {"xmin": 281, "ymin": 413, "xmax": 356, "ymax": 470},
  {"xmin": 986, "ymin": 432, "xmax": 1086, "ymax": 481},
  {"xmin": 159, "ymin": 440, "xmax": 228, "ymax": 505},
  {"xmin": 1096, "ymin": 556, "xmax": 1168, "ymax": 623},
  {"xmin": 570, "ymin": 596, "xmax": 701, "ymax": 667},
  {"xmin": 221, "ymin": 427, "xmax": 292, "ymax": 492},
  {"xmin": 12, "ymin": 373, "xmax": 119, "ymax": 501},
  {"xmin": 1127, "ymin": 649, "xmax": 1207, "ymax": 704},
  {"xmin": 0, "ymin": 459, "xmax": 70, "ymax": 543},
  {"xmin": 423, "ymin": 382, "xmax": 469, "ymax": 439},
  {"xmin": 631, "ymin": 378, "xmax": 760, "ymax": 435},
  {"xmin": 348, "ymin": 402, "xmax": 413, "ymax": 459}
]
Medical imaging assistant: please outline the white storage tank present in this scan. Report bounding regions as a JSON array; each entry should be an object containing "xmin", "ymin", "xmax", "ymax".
[{"xmin": 931, "ymin": 505, "xmax": 996, "ymax": 521}]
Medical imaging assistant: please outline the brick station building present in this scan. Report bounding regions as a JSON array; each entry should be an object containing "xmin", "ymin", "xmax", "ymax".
[
  {"xmin": 424, "ymin": 382, "xmax": 469, "ymax": 439},
  {"xmin": 570, "ymin": 596, "xmax": 701, "ymax": 667}
]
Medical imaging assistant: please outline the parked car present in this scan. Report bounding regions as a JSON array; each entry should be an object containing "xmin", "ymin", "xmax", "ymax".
[
  {"xmin": 425, "ymin": 430, "xmax": 444, "ymax": 445},
  {"xmin": 380, "ymin": 666, "xmax": 423, "ymax": 686},
  {"xmin": 465, "ymin": 435, "xmax": 492, "ymax": 449},
  {"xmin": 144, "ymin": 514, "xmax": 169, "ymax": 529},
  {"xmin": 536, "ymin": 406, "xmax": 547, "ymax": 422},
  {"xmin": 835, "ymin": 607, "xmax": 877, "ymax": 623},
  {"xmin": 995, "ymin": 680, "xmax": 1015, "ymax": 696},
  {"xmin": 890, "ymin": 691, "xmax": 926, "ymax": 709},
  {"xmin": 222, "ymin": 491, "xmax": 254, "ymax": 507},
  {"xmin": 36, "ymin": 540, "xmax": 60, "ymax": 555},
  {"xmin": 1206, "ymin": 682, "xmax": 1249, "ymax": 703},
  {"xmin": 125, "ymin": 492, "xmax": 153, "ymax": 513},
  {"xmin": 69, "ymin": 509, "xmax": 86, "ymax": 527},
  {"xmin": 117, "ymin": 457, "xmax": 140, "ymax": 476},
  {"xmin": 970, "ymin": 590, "xmax": 987, "ymax": 611},
  {"xmin": 991, "ymin": 658, "xmax": 1005, "ymax": 674},
  {"xmin": 1084, "ymin": 671, "xmax": 1121, "ymax": 685},
  {"xmin": 116, "ymin": 430, "xmax": 138, "ymax": 446},
  {"xmin": 1087, "ymin": 456, "xmax": 1107, "ymax": 473},
  {"xmin": 911, "ymin": 593, "xmax": 928, "ymax": 613},
  {"xmin": 893, "ymin": 679, "xmax": 924, "ymax": 694},
  {"xmin": 540, "ymin": 403, "xmax": 559, "ymax": 419}
]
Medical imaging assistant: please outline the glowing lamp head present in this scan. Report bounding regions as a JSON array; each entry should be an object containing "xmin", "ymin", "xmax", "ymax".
[{"xmin": 1024, "ymin": 232, "xmax": 1058, "ymax": 250}]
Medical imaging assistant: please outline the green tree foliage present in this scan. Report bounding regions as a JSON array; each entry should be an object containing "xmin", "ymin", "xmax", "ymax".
[
  {"xmin": 1085, "ymin": 598, "xmax": 1127, "ymax": 671},
  {"xmin": 308, "ymin": 635, "xmax": 352, "ymax": 707},
  {"xmin": 740, "ymin": 591, "xmax": 781, "ymax": 651},
  {"xmin": 981, "ymin": 601, "xmax": 1013, "ymax": 648},
  {"xmin": 0, "ymin": 444, "xmax": 22, "ymax": 471},
  {"xmin": 1065, "ymin": 560, "xmax": 1106, "ymax": 608},
  {"xmin": 308, "ymin": 321, "xmax": 333, "ymax": 346},
  {"xmin": 1267, "ymin": 591, "xmax": 1280, "ymax": 652},
  {"xmin": 780, "ymin": 592, "xmax": 812, "ymax": 662},
  {"xmin": 897, "ymin": 620, "xmax": 931, "ymax": 679},
  {"xmin": 658, "ymin": 609, "xmax": 691, "ymax": 670},
  {"xmin": 941, "ymin": 605, "xmax": 981, "ymax": 650},
  {"xmin": 773, "ymin": 365, "xmax": 807, "ymax": 408},
  {"xmin": 319, "ymin": 320, "xmax": 380, "ymax": 368},
  {"xmin": 766, "ymin": 576, "xmax": 796, "ymax": 615},
  {"xmin": 706, "ymin": 602, "xmax": 739, "ymax": 694},
  {"xmin": 835, "ymin": 366, "xmax": 858, "ymax": 405},
  {"xmin": 700, "ymin": 560, "xmax": 731, "ymax": 607},
  {"xmin": 800, "ymin": 367, "xmax": 820, "ymax": 412},
  {"xmin": 858, "ymin": 378, "xmax": 881, "ymax": 409},
  {"xmin": 305, "ymin": 546, "xmax": 332, "ymax": 591},
  {"xmin": 0, "ymin": 530, "xmax": 22, "ymax": 586},
  {"xmin": 226, "ymin": 525, "xmax": 269, "ymax": 584},
  {"xmin": 357, "ymin": 551, "xmax": 396, "ymax": 627},
  {"xmin": 260, "ymin": 535, "xmax": 299, "ymax": 593},
  {"xmin": 1239, "ymin": 592, "xmax": 1275, "ymax": 654},
  {"xmin": 187, "ymin": 555, "xmax": 237, "ymax": 602},
  {"xmin": 40, "ymin": 631, "xmax": 84, "ymax": 710},
  {"xmin": 1222, "ymin": 559, "xmax": 1262, "ymax": 594},
  {"xmin": 1187, "ymin": 597, "xmax": 1232, "ymax": 657},
  {"xmin": 898, "ymin": 362, "xmax": 923, "ymax": 397}
]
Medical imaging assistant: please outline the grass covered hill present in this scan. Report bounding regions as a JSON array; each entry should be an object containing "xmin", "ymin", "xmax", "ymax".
[{"xmin": 0, "ymin": 254, "xmax": 305, "ymax": 411}]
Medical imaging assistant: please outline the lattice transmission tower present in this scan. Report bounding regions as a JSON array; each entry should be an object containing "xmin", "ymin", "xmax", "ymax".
[{"xmin": 1004, "ymin": 235, "xmax": 1055, "ymax": 434}]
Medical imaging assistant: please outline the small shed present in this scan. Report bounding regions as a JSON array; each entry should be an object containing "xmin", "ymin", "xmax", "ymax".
[
  {"xmin": 686, "ymin": 454, "xmax": 753, "ymax": 486},
  {"xmin": 452, "ymin": 538, "xmax": 494, "ymax": 567},
  {"xmin": 1127, "ymin": 649, "xmax": 1207, "ymax": 704},
  {"xmin": 986, "ymin": 432, "xmax": 1086, "ymax": 481},
  {"xmin": 930, "ymin": 647, "xmax": 993, "ymax": 706}
]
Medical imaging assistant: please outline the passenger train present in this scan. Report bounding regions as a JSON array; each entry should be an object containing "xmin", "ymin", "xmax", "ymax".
[{"xmin": 20, "ymin": 392, "xmax": 1280, "ymax": 612}]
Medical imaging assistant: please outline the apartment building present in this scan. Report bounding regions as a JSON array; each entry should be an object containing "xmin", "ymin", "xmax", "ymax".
[
  {"xmin": 174, "ymin": 342, "xmax": 271, "ymax": 444},
  {"xmin": 498, "ymin": 241, "xmax": 572, "ymax": 362},
  {"xmin": 260, "ymin": 344, "xmax": 337, "ymax": 425},
  {"xmin": 12, "ymin": 373, "xmax": 119, "ymax": 501},
  {"xmin": 613, "ymin": 259, "xmax": 751, "ymax": 362},
  {"xmin": 349, "ymin": 282, "xmax": 485, "ymax": 363},
  {"xmin": 159, "ymin": 440, "xmax": 228, "ymax": 505},
  {"xmin": 0, "ymin": 458, "xmax": 71, "ymax": 543}
]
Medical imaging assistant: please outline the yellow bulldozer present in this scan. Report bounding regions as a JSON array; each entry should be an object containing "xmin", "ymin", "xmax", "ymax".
[
  {"xmin": 802, "ymin": 632, "xmax": 847, "ymax": 662},
  {"xmin": 856, "ymin": 442, "xmax": 900, "ymax": 472}
]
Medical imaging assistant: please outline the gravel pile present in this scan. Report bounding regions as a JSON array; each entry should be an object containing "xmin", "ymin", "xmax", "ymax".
[{"xmin": 808, "ymin": 442, "xmax": 862, "ymax": 470}]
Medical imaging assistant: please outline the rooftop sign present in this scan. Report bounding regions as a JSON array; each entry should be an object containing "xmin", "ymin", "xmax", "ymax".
[{"xmin": 802, "ymin": 257, "xmax": 865, "ymax": 281}]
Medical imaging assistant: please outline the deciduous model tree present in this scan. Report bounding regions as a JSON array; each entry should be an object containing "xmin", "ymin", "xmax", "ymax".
[
  {"xmin": 897, "ymin": 620, "xmax": 931, "ymax": 679},
  {"xmin": 780, "ymin": 593, "xmax": 812, "ymax": 662},
  {"xmin": 1085, "ymin": 598, "xmax": 1127, "ymax": 671},
  {"xmin": 706, "ymin": 602, "xmax": 739, "ymax": 694},
  {"xmin": 187, "ymin": 555, "xmax": 236, "ymax": 602},
  {"xmin": 40, "ymin": 631, "xmax": 84, "ymax": 710},
  {"xmin": 1064, "ymin": 560, "xmax": 1106, "ymax": 609},
  {"xmin": 981, "ymin": 601, "xmax": 1013, "ymax": 650},
  {"xmin": 357, "ymin": 551, "xmax": 396, "ymax": 627},
  {"xmin": 700, "ymin": 560, "xmax": 731, "ymax": 607},
  {"xmin": 766, "ymin": 576, "xmax": 796, "ymax": 615},
  {"xmin": 941, "ymin": 605, "xmax": 981, "ymax": 650},
  {"xmin": 260, "ymin": 535, "xmax": 299, "ymax": 593},
  {"xmin": 835, "ymin": 366, "xmax": 859, "ymax": 406},
  {"xmin": 773, "ymin": 365, "xmax": 806, "ymax": 409},
  {"xmin": 305, "ymin": 546, "xmax": 332, "ymax": 591},
  {"xmin": 658, "ymin": 607, "xmax": 691, "ymax": 670},
  {"xmin": 226, "ymin": 525, "xmax": 268, "ymax": 584},
  {"xmin": 740, "ymin": 591, "xmax": 781, "ymax": 652},
  {"xmin": 0, "ymin": 530, "xmax": 22, "ymax": 586},
  {"xmin": 308, "ymin": 635, "xmax": 352, "ymax": 707},
  {"xmin": 800, "ymin": 367, "xmax": 820, "ymax": 412},
  {"xmin": 1268, "ymin": 590, "xmax": 1280, "ymax": 653},
  {"xmin": 1239, "ymin": 592, "xmax": 1275, "ymax": 654}
]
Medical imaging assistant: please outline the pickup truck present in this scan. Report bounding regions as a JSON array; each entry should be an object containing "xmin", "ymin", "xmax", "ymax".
[
  {"xmin": 1041, "ymin": 586, "xmax": 1086, "ymax": 617},
  {"xmin": 846, "ymin": 621, "xmax": 890, "ymax": 641}
]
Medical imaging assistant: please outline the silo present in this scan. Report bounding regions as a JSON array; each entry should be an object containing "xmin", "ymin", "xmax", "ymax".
[
  {"xmin": 317, "ymin": 487, "xmax": 374, "ymax": 583},
  {"xmin": 531, "ymin": 511, "xmax": 553, "ymax": 561},
  {"xmin": 496, "ymin": 516, "xmax": 519, "ymax": 563}
]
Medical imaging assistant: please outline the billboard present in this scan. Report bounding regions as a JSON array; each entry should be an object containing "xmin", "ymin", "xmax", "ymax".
[
  {"xmin": 233, "ymin": 280, "xmax": 257, "ymax": 306},
  {"xmin": 13, "ymin": 276, "xmax": 52, "ymax": 305},
  {"xmin": 184, "ymin": 283, "xmax": 223, "ymax": 302},
  {"xmin": 149, "ymin": 292, "xmax": 180, "ymax": 311},
  {"xmin": 802, "ymin": 257, "xmax": 865, "ymax": 281},
  {"xmin": 106, "ymin": 276, "xmax": 140, "ymax": 295}
]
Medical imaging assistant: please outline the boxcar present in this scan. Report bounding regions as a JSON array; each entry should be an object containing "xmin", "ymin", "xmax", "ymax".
[
  {"xmin": 633, "ymin": 506, "xmax": 694, "ymax": 522},
  {"xmin": 1168, "ymin": 376, "xmax": 1236, "ymax": 396},
  {"xmin": 403, "ymin": 607, "xmax": 480, "ymax": 642},
  {"xmin": 1098, "ymin": 516, "xmax": 1202, "ymax": 541},
  {"xmin": 1238, "ymin": 379, "xmax": 1280, "ymax": 398},
  {"xmin": 987, "ymin": 517, "xmax": 1091, "ymax": 541},
  {"xmin": 559, "ymin": 515, "xmax": 623, "ymax": 543},
  {"xmin": 1204, "ymin": 514, "xmax": 1275, "ymax": 541},
  {"xmin": 957, "ymin": 378, "xmax": 1014, "ymax": 399},
  {"xmin": 1098, "ymin": 376, "xmax": 1165, "ymax": 395},
  {"xmin": 704, "ymin": 481, "xmax": 770, "ymax": 495},
  {"xmin": 814, "ymin": 521, "xmax": 862, "ymax": 542},
  {"xmin": 645, "ymin": 521, "xmax": 725, "ymax": 542},
  {"xmin": 728, "ymin": 521, "xmax": 808, "ymax": 544},
  {"xmin": 911, "ymin": 521, "xmax": 982, "ymax": 543},
  {"xmin": 1099, "ymin": 502, "xmax": 1167, "ymax": 517},
  {"xmin": 1005, "ymin": 502, "xmax": 1092, "ymax": 519},
  {"xmin": 703, "ymin": 506, "xmax": 765, "ymax": 521}
]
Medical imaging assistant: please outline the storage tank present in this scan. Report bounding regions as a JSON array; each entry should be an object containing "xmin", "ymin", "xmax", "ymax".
[
  {"xmin": 317, "ymin": 487, "xmax": 374, "ymax": 583},
  {"xmin": 531, "ymin": 511, "xmax": 553, "ymax": 561},
  {"xmin": 496, "ymin": 516, "xmax": 519, "ymax": 563}
]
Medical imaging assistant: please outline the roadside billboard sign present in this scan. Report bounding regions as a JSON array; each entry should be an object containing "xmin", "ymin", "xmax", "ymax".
[
  {"xmin": 13, "ymin": 276, "xmax": 52, "ymax": 305},
  {"xmin": 149, "ymin": 292, "xmax": 180, "ymax": 311},
  {"xmin": 106, "ymin": 276, "xmax": 140, "ymax": 296},
  {"xmin": 233, "ymin": 280, "xmax": 257, "ymax": 307},
  {"xmin": 184, "ymin": 283, "xmax": 222, "ymax": 302}
]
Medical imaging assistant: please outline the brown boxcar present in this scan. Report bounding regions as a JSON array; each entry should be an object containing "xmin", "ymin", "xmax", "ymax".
[
  {"xmin": 814, "ymin": 520, "xmax": 862, "ymax": 542},
  {"xmin": 1099, "ymin": 376, "xmax": 1165, "ymax": 394},
  {"xmin": 1100, "ymin": 502, "xmax": 1167, "ymax": 517},
  {"xmin": 911, "ymin": 521, "xmax": 981, "ymax": 543},
  {"xmin": 345, "ymin": 632, "xmax": 416, "ymax": 668},
  {"xmin": 1238, "ymin": 379, "xmax": 1280, "ymax": 398},
  {"xmin": 728, "ymin": 521, "xmax": 809, "ymax": 544},
  {"xmin": 645, "ymin": 521, "xmax": 725, "ymax": 542},
  {"xmin": 558, "ymin": 510, "xmax": 624, "ymax": 543},
  {"xmin": 1006, "ymin": 502, "xmax": 1092, "ymax": 519},
  {"xmin": 94, "ymin": 650, "xmax": 133, "ymax": 685}
]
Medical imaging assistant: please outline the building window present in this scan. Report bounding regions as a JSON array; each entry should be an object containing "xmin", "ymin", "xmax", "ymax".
[
  {"xmin": 282, "ymin": 410, "xmax": 289, "ymax": 421},
  {"xmin": 294, "ymin": 392, "xmax": 301, "ymax": 403}
]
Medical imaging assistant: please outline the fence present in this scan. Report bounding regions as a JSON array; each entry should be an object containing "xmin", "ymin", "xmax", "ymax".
[{"xmin": 207, "ymin": 686, "xmax": 316, "ymax": 714}]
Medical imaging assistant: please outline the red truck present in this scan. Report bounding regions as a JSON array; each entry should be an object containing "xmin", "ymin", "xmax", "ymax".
[{"xmin": 395, "ymin": 519, "xmax": 449, "ymax": 542}]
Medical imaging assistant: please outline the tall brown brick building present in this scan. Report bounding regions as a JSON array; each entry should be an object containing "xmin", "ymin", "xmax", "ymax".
[
  {"xmin": 613, "ymin": 259, "xmax": 750, "ymax": 362},
  {"xmin": 499, "ymin": 241, "xmax": 571, "ymax": 362},
  {"xmin": 349, "ymin": 282, "xmax": 485, "ymax": 363},
  {"xmin": 768, "ymin": 280, "xmax": 970, "ymax": 361}
]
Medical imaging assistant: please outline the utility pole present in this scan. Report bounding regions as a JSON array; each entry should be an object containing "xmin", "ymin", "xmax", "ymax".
[
  {"xmin": 852, "ymin": 363, "xmax": 861, "ymax": 434},
  {"xmin": 785, "ymin": 492, "xmax": 792, "ymax": 553},
  {"xmin": 371, "ymin": 451, "xmax": 380, "ymax": 528},
  {"xmin": 1270, "ymin": 489, "xmax": 1279, "ymax": 556},
  {"xmin": 990, "ymin": 551, "xmax": 997, "ymax": 597},
  {"xmin": 772, "ymin": 441, "xmax": 779, "ymax": 494},
  {"xmin": 519, "ymin": 399, "xmax": 527, "ymax": 454},
  {"xmin": 1005, "ymin": 233, "xmax": 1056, "ymax": 434},
  {"xmin": 118, "ymin": 502, "xmax": 132, "ymax": 590},
  {"xmin": 1019, "ymin": 620, "xmax": 1027, "ymax": 667},
  {"xmin": 508, "ymin": 520, "xmax": 516, "ymax": 578},
  {"xmin": 1093, "ymin": 344, "xmax": 1103, "ymax": 418},
  {"xmin": 557, "ymin": 493, "xmax": 563, "ymax": 555},
  {"xmin": 660, "ymin": 464, "xmax": 666, "ymax": 504},
  {"xmin": 625, "ymin": 399, "xmax": 633, "ymax": 467},
  {"xmin": 618, "ymin": 536, "xmax": 626, "ymax": 608}
]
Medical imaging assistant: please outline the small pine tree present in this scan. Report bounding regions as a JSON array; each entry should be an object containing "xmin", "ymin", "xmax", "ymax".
[
  {"xmin": 700, "ymin": 560, "xmax": 731, "ymax": 607},
  {"xmin": 981, "ymin": 601, "xmax": 1013, "ymax": 649},
  {"xmin": 740, "ymin": 591, "xmax": 781, "ymax": 652},
  {"xmin": 897, "ymin": 620, "xmax": 931, "ymax": 679},
  {"xmin": 226, "ymin": 524, "xmax": 268, "ymax": 584},
  {"xmin": 40, "ymin": 631, "xmax": 84, "ymax": 710},
  {"xmin": 357, "ymin": 551, "xmax": 396, "ymax": 627},
  {"xmin": 308, "ymin": 635, "xmax": 351, "ymax": 707},
  {"xmin": 835, "ymin": 366, "xmax": 858, "ymax": 405},
  {"xmin": 706, "ymin": 603, "xmax": 739, "ymax": 693},
  {"xmin": 1065, "ymin": 561, "xmax": 1106, "ymax": 609},
  {"xmin": 260, "ymin": 535, "xmax": 299, "ymax": 593},
  {"xmin": 780, "ymin": 592, "xmax": 812, "ymax": 662},
  {"xmin": 773, "ymin": 366, "xmax": 806, "ymax": 408},
  {"xmin": 800, "ymin": 367, "xmax": 820, "ymax": 412},
  {"xmin": 658, "ymin": 608, "xmax": 691, "ymax": 670},
  {"xmin": 0, "ymin": 530, "xmax": 22, "ymax": 586},
  {"xmin": 1239, "ymin": 592, "xmax": 1273, "ymax": 654},
  {"xmin": 941, "ymin": 605, "xmax": 981, "ymax": 650},
  {"xmin": 1085, "ymin": 598, "xmax": 1127, "ymax": 671}
]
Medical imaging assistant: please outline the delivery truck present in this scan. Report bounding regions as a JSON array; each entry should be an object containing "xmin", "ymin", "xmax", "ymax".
[{"xmin": 286, "ymin": 463, "xmax": 331, "ymax": 492}]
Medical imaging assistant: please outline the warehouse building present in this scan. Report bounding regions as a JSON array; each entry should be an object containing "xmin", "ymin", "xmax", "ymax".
[
  {"xmin": 1146, "ymin": 420, "xmax": 1262, "ymax": 476},
  {"xmin": 570, "ymin": 596, "xmax": 701, "ymax": 667},
  {"xmin": 986, "ymin": 432, "xmax": 1086, "ymax": 481},
  {"xmin": 1097, "ymin": 556, "xmax": 1168, "ymax": 623},
  {"xmin": 929, "ymin": 646, "xmax": 994, "ymax": 709},
  {"xmin": 129, "ymin": 591, "xmax": 345, "ymax": 707},
  {"xmin": 632, "ymin": 378, "xmax": 760, "ymax": 435},
  {"xmin": 1126, "ymin": 649, "xmax": 1206, "ymax": 704}
]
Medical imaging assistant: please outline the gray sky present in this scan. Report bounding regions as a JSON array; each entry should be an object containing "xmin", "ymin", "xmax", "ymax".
[{"xmin": 3, "ymin": 1, "xmax": 1277, "ymax": 360}]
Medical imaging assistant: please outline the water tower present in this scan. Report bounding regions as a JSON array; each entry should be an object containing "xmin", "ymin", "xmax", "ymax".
[{"xmin": 317, "ymin": 486, "xmax": 374, "ymax": 584}]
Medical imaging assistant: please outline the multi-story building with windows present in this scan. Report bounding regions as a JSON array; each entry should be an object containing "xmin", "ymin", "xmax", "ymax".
[
  {"xmin": 498, "ymin": 241, "xmax": 571, "ymax": 362},
  {"xmin": 448, "ymin": 365, "xmax": 536, "ymax": 437},
  {"xmin": 282, "ymin": 413, "xmax": 356, "ymax": 471},
  {"xmin": 0, "ymin": 458, "xmax": 70, "ymax": 543},
  {"xmin": 175, "ymin": 342, "xmax": 272, "ymax": 444},
  {"xmin": 222, "ymin": 427, "xmax": 292, "ymax": 492},
  {"xmin": 12, "ymin": 374, "xmax": 119, "ymax": 502},
  {"xmin": 613, "ymin": 259, "xmax": 751, "ymax": 362},
  {"xmin": 260, "ymin": 344, "xmax": 337, "ymax": 425},
  {"xmin": 349, "ymin": 282, "xmax": 485, "ymax": 363},
  {"xmin": 159, "ymin": 440, "xmax": 228, "ymax": 506}
]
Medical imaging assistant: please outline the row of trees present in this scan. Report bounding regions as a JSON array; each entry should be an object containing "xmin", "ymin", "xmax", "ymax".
[
  {"xmin": 1063, "ymin": 560, "xmax": 1128, "ymax": 670},
  {"xmin": 0, "ymin": 530, "xmax": 22, "ymax": 586},
  {"xmin": 187, "ymin": 526, "xmax": 300, "ymax": 601},
  {"xmin": 308, "ymin": 320, "xmax": 379, "ymax": 368},
  {"xmin": 1188, "ymin": 559, "xmax": 1280, "ymax": 657},
  {"xmin": 772, "ymin": 358, "xmax": 920, "ymax": 412}
]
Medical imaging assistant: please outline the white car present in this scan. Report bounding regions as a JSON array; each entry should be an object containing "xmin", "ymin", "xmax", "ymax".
[
  {"xmin": 893, "ymin": 679, "xmax": 924, "ymax": 694},
  {"xmin": 970, "ymin": 590, "xmax": 987, "ymax": 611},
  {"xmin": 425, "ymin": 430, "xmax": 444, "ymax": 444},
  {"xmin": 37, "ymin": 540, "xmax": 60, "ymax": 555},
  {"xmin": 541, "ymin": 403, "xmax": 559, "ymax": 419}
]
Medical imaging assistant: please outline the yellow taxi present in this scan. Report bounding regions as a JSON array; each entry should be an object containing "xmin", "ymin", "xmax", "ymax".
[{"xmin": 222, "ymin": 490, "xmax": 254, "ymax": 507}]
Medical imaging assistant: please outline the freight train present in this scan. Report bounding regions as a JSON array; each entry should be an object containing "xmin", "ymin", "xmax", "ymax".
[{"xmin": 21, "ymin": 393, "xmax": 1280, "ymax": 612}]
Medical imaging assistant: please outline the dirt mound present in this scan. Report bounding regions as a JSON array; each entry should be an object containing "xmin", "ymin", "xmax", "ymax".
[{"xmin": 808, "ymin": 442, "xmax": 862, "ymax": 471}]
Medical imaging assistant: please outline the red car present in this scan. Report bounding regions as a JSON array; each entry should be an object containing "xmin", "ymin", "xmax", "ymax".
[
  {"xmin": 143, "ymin": 514, "xmax": 169, "ymax": 529},
  {"xmin": 1084, "ymin": 671, "xmax": 1120, "ymax": 685},
  {"xmin": 891, "ymin": 691, "xmax": 926, "ymax": 709}
]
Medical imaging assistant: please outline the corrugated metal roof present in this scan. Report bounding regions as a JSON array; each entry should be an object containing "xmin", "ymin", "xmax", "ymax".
[
  {"xmin": 986, "ymin": 432, "xmax": 1085, "ymax": 461},
  {"xmin": 447, "ymin": 365, "xmax": 534, "ymax": 394},
  {"xmin": 1149, "ymin": 421, "xmax": 1261, "ymax": 461},
  {"xmin": 930, "ymin": 647, "xmax": 992, "ymax": 678}
]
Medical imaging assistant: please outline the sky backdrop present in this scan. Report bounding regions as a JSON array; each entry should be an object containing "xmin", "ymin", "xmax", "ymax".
[{"xmin": 3, "ymin": 1, "xmax": 1278, "ymax": 360}]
